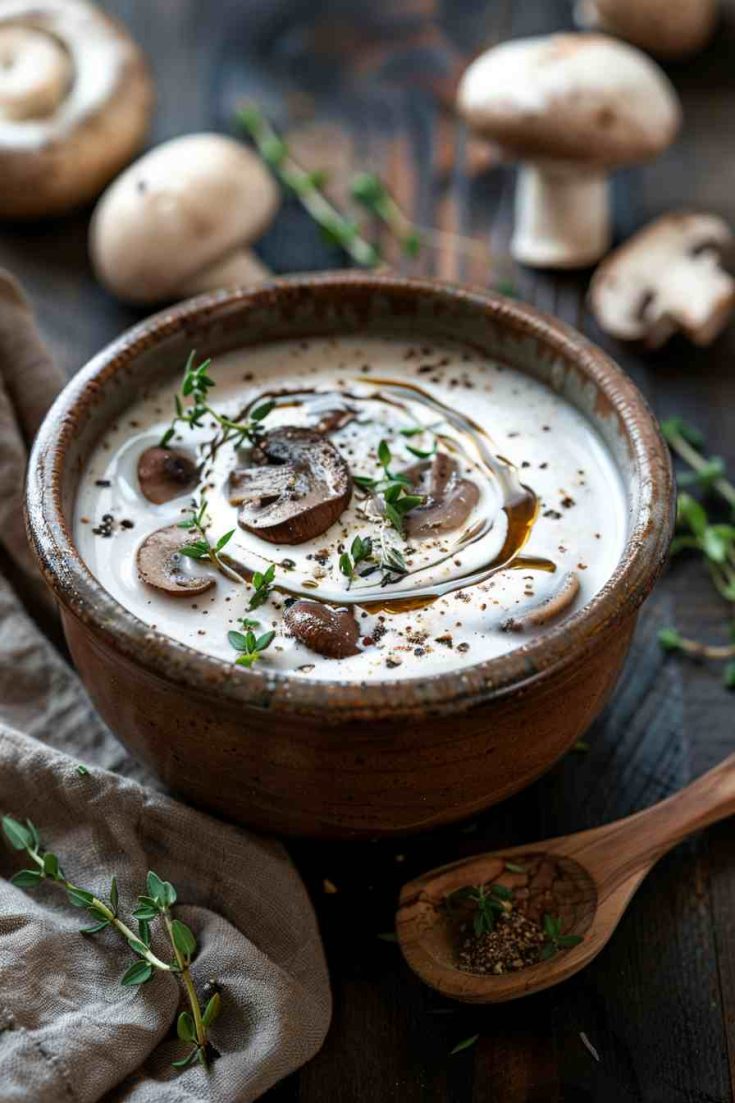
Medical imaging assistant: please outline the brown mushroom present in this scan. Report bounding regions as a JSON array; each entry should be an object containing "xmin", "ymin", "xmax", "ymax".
[
  {"xmin": 137, "ymin": 446, "xmax": 199, "ymax": 504},
  {"xmin": 501, "ymin": 571, "xmax": 580, "ymax": 632},
  {"xmin": 284, "ymin": 600, "xmax": 360, "ymax": 658},
  {"xmin": 228, "ymin": 428, "xmax": 352, "ymax": 545},
  {"xmin": 136, "ymin": 524, "xmax": 214, "ymax": 596},
  {"xmin": 402, "ymin": 453, "xmax": 480, "ymax": 538}
]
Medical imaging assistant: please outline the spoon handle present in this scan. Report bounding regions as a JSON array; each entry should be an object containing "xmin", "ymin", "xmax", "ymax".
[{"xmin": 573, "ymin": 753, "xmax": 735, "ymax": 875}]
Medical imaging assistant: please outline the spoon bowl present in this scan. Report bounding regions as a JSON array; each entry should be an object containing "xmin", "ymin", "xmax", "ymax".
[{"xmin": 397, "ymin": 754, "xmax": 735, "ymax": 1002}]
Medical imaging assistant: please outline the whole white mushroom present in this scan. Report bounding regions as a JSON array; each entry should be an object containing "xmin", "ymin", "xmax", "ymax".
[
  {"xmin": 0, "ymin": 0, "xmax": 153, "ymax": 219},
  {"xmin": 456, "ymin": 34, "xmax": 681, "ymax": 269},
  {"xmin": 90, "ymin": 133, "xmax": 280, "ymax": 305},
  {"xmin": 575, "ymin": 0, "xmax": 717, "ymax": 59}
]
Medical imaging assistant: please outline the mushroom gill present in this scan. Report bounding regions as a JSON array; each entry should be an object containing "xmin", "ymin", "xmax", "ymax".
[{"xmin": 228, "ymin": 427, "xmax": 352, "ymax": 545}]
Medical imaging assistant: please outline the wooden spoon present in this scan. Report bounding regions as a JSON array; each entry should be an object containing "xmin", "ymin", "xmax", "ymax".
[{"xmin": 397, "ymin": 754, "xmax": 735, "ymax": 1003}]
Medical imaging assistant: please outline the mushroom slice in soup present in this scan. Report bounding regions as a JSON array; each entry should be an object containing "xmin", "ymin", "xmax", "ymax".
[
  {"xmin": 402, "ymin": 453, "xmax": 480, "ymax": 538},
  {"xmin": 501, "ymin": 571, "xmax": 580, "ymax": 632},
  {"xmin": 228, "ymin": 427, "xmax": 352, "ymax": 545},
  {"xmin": 284, "ymin": 600, "xmax": 360, "ymax": 658},
  {"xmin": 136, "ymin": 524, "xmax": 215, "ymax": 596},
  {"xmin": 137, "ymin": 446, "xmax": 199, "ymax": 504}
]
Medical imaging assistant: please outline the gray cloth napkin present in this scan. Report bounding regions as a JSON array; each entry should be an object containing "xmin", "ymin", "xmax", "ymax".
[{"xmin": 0, "ymin": 272, "xmax": 331, "ymax": 1102}]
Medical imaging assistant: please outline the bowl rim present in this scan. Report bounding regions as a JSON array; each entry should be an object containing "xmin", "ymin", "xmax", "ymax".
[{"xmin": 26, "ymin": 272, "xmax": 675, "ymax": 722}]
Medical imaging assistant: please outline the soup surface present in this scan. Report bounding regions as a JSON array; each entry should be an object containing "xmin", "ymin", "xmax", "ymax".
[{"xmin": 74, "ymin": 335, "xmax": 627, "ymax": 681}]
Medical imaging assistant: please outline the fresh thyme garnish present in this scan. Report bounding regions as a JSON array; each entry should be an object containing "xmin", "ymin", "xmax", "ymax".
[
  {"xmin": 539, "ymin": 913, "xmax": 583, "ymax": 960},
  {"xmin": 2, "ymin": 816, "xmax": 220, "ymax": 1070},
  {"xmin": 658, "ymin": 417, "xmax": 735, "ymax": 686},
  {"xmin": 178, "ymin": 495, "xmax": 242, "ymax": 584},
  {"xmin": 248, "ymin": 564, "xmax": 276, "ymax": 610},
  {"xmin": 450, "ymin": 1034, "xmax": 479, "ymax": 1055},
  {"xmin": 399, "ymin": 422, "xmax": 440, "ymax": 459},
  {"xmin": 160, "ymin": 350, "xmax": 274, "ymax": 458},
  {"xmin": 358, "ymin": 439, "xmax": 424, "ymax": 536},
  {"xmin": 237, "ymin": 104, "xmax": 381, "ymax": 268},
  {"xmin": 447, "ymin": 881, "xmax": 513, "ymax": 936},
  {"xmin": 339, "ymin": 534, "xmax": 374, "ymax": 587},
  {"xmin": 504, "ymin": 861, "xmax": 526, "ymax": 874},
  {"xmin": 228, "ymin": 628, "xmax": 276, "ymax": 667},
  {"xmin": 349, "ymin": 172, "xmax": 422, "ymax": 258}
]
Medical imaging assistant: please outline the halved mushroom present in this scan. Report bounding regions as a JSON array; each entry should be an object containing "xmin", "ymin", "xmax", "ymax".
[
  {"xmin": 136, "ymin": 524, "xmax": 214, "ymax": 596},
  {"xmin": 284, "ymin": 600, "xmax": 360, "ymax": 659},
  {"xmin": 228, "ymin": 428, "xmax": 352, "ymax": 545},
  {"xmin": 589, "ymin": 212, "xmax": 735, "ymax": 348},
  {"xmin": 137, "ymin": 446, "xmax": 199, "ymax": 504},
  {"xmin": 402, "ymin": 453, "xmax": 480, "ymax": 538},
  {"xmin": 501, "ymin": 571, "xmax": 580, "ymax": 632}
]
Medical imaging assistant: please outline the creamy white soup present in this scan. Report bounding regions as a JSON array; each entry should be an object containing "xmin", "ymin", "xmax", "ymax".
[{"xmin": 74, "ymin": 336, "xmax": 627, "ymax": 681}]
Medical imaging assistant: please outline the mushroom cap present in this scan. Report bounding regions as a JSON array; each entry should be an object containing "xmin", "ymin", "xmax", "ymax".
[
  {"xmin": 457, "ymin": 33, "xmax": 681, "ymax": 168},
  {"xmin": 137, "ymin": 446, "xmax": 199, "ymax": 505},
  {"xmin": 0, "ymin": 0, "xmax": 153, "ymax": 218},
  {"xmin": 284, "ymin": 600, "xmax": 360, "ymax": 659},
  {"xmin": 228, "ymin": 427, "xmax": 352, "ymax": 545},
  {"xmin": 589, "ymin": 211, "xmax": 735, "ymax": 347},
  {"xmin": 576, "ymin": 0, "xmax": 717, "ymax": 59},
  {"xmin": 90, "ymin": 132, "xmax": 279, "ymax": 304}
]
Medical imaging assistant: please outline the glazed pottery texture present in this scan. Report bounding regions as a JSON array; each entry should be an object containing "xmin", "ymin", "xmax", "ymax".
[{"xmin": 26, "ymin": 275, "xmax": 675, "ymax": 838}]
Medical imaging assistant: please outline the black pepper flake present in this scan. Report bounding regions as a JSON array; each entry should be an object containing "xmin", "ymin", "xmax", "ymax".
[
  {"xmin": 94, "ymin": 479, "xmax": 111, "ymax": 488},
  {"xmin": 543, "ymin": 509, "xmax": 562, "ymax": 520}
]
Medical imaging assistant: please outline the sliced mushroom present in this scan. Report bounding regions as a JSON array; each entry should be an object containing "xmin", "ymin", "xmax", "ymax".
[
  {"xmin": 137, "ymin": 446, "xmax": 199, "ymax": 504},
  {"xmin": 501, "ymin": 571, "xmax": 580, "ymax": 632},
  {"xmin": 228, "ymin": 428, "xmax": 352, "ymax": 545},
  {"xmin": 589, "ymin": 212, "xmax": 735, "ymax": 348},
  {"xmin": 284, "ymin": 600, "xmax": 360, "ymax": 658},
  {"xmin": 136, "ymin": 524, "xmax": 214, "ymax": 596},
  {"xmin": 402, "ymin": 453, "xmax": 480, "ymax": 538}
]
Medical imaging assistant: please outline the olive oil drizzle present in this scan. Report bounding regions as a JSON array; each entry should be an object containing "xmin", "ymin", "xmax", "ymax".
[{"xmin": 222, "ymin": 380, "xmax": 552, "ymax": 609}]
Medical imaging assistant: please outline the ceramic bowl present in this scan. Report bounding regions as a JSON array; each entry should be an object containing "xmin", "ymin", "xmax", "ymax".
[{"xmin": 26, "ymin": 274, "xmax": 674, "ymax": 838}]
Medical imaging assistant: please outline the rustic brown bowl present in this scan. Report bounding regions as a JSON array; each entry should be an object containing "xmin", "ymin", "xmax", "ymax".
[{"xmin": 26, "ymin": 274, "xmax": 674, "ymax": 839}]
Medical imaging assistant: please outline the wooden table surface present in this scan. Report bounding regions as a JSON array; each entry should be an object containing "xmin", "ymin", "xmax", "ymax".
[{"xmin": 3, "ymin": 1, "xmax": 734, "ymax": 1099}]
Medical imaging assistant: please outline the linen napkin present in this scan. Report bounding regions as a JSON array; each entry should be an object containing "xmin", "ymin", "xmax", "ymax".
[{"xmin": 0, "ymin": 271, "xmax": 331, "ymax": 1102}]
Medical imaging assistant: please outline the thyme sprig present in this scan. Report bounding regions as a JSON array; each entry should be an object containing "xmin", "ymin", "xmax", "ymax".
[
  {"xmin": 446, "ymin": 881, "xmax": 513, "ymax": 936},
  {"xmin": 160, "ymin": 350, "xmax": 274, "ymax": 458},
  {"xmin": 228, "ymin": 627, "xmax": 275, "ymax": 667},
  {"xmin": 248, "ymin": 564, "xmax": 276, "ymax": 610},
  {"xmin": 540, "ymin": 913, "xmax": 583, "ymax": 960},
  {"xmin": 356, "ymin": 439, "xmax": 424, "ymax": 536},
  {"xmin": 178, "ymin": 496, "xmax": 242, "ymax": 584},
  {"xmin": 237, "ymin": 104, "xmax": 381, "ymax": 267},
  {"xmin": 2, "ymin": 816, "xmax": 219, "ymax": 1070},
  {"xmin": 659, "ymin": 418, "xmax": 735, "ymax": 686},
  {"xmin": 339, "ymin": 534, "xmax": 374, "ymax": 587}
]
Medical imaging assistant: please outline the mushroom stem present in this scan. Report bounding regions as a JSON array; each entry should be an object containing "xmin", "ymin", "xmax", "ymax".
[
  {"xmin": 513, "ymin": 161, "xmax": 610, "ymax": 269},
  {"xmin": 178, "ymin": 246, "xmax": 271, "ymax": 297}
]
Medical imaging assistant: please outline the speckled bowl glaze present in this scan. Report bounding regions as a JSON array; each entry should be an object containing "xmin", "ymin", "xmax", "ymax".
[{"xmin": 26, "ymin": 274, "xmax": 674, "ymax": 838}]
